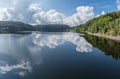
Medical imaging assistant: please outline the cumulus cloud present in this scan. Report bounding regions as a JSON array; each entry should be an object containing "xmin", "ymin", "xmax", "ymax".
[
  {"xmin": 63, "ymin": 6, "xmax": 94, "ymax": 26},
  {"xmin": 116, "ymin": 0, "xmax": 120, "ymax": 10},
  {"xmin": 0, "ymin": 0, "xmax": 95, "ymax": 26},
  {"xmin": 32, "ymin": 5, "xmax": 94, "ymax": 26},
  {"xmin": 4, "ymin": 0, "xmax": 36, "ymax": 24},
  {"xmin": 101, "ymin": 11, "xmax": 106, "ymax": 15},
  {"xmin": 96, "ymin": 11, "xmax": 106, "ymax": 17},
  {"xmin": 33, "ymin": 9, "xmax": 65, "ymax": 24},
  {"xmin": 1, "ymin": 0, "xmax": 120, "ymax": 26},
  {"xmin": 28, "ymin": 3, "xmax": 65, "ymax": 24},
  {"xmin": 0, "ymin": 8, "xmax": 11, "ymax": 20}
]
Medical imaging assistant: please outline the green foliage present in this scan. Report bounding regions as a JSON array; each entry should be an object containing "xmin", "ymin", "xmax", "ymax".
[{"xmin": 72, "ymin": 11, "xmax": 120, "ymax": 36}]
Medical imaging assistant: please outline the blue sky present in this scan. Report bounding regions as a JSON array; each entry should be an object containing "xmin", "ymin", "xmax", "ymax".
[
  {"xmin": 0, "ymin": 0, "xmax": 119, "ymax": 26},
  {"xmin": 40, "ymin": 0, "xmax": 117, "ymax": 16}
]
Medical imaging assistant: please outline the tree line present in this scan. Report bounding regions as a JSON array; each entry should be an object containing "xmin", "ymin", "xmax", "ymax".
[
  {"xmin": 0, "ymin": 21, "xmax": 69, "ymax": 33},
  {"xmin": 71, "ymin": 11, "xmax": 120, "ymax": 36}
]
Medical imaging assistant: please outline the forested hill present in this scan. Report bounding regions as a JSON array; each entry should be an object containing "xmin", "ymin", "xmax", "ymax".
[
  {"xmin": 0, "ymin": 21, "xmax": 33, "ymax": 32},
  {"xmin": 0, "ymin": 21, "xmax": 69, "ymax": 33},
  {"xmin": 71, "ymin": 11, "xmax": 120, "ymax": 36},
  {"xmin": 34, "ymin": 24, "xmax": 69, "ymax": 32}
]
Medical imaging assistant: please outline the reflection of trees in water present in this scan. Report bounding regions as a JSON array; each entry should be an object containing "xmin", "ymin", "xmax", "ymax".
[{"xmin": 84, "ymin": 35, "xmax": 120, "ymax": 60}]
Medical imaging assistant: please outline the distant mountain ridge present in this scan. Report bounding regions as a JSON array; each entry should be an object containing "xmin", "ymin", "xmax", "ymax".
[
  {"xmin": 35, "ymin": 24, "xmax": 69, "ymax": 32},
  {"xmin": 0, "ymin": 21, "xmax": 69, "ymax": 33}
]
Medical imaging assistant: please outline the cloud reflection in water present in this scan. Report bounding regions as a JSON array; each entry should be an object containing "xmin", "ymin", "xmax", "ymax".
[
  {"xmin": 0, "ymin": 60, "xmax": 32, "ymax": 76},
  {"xmin": 0, "ymin": 32, "xmax": 92, "ymax": 77},
  {"xmin": 32, "ymin": 32, "xmax": 92, "ymax": 52}
]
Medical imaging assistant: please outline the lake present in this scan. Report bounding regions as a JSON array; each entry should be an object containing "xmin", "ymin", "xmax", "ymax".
[{"xmin": 0, "ymin": 32, "xmax": 120, "ymax": 79}]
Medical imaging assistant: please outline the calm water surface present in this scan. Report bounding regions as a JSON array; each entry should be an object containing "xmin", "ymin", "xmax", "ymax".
[{"xmin": 0, "ymin": 32, "xmax": 120, "ymax": 79}]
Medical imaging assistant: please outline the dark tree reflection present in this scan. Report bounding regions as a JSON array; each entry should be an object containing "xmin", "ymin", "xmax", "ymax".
[{"xmin": 84, "ymin": 34, "xmax": 120, "ymax": 60}]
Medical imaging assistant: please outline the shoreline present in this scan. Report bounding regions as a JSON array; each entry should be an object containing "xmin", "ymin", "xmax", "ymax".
[{"xmin": 87, "ymin": 32, "xmax": 120, "ymax": 42}]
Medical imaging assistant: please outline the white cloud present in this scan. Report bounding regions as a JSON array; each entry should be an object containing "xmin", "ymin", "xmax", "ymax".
[
  {"xmin": 0, "ymin": 8, "xmax": 11, "ymax": 21},
  {"xmin": 96, "ymin": 11, "xmax": 106, "ymax": 17},
  {"xmin": 63, "ymin": 6, "xmax": 94, "ymax": 26},
  {"xmin": 29, "ymin": 3, "xmax": 42, "ymax": 11},
  {"xmin": 0, "ymin": 0, "xmax": 95, "ymax": 26},
  {"xmin": 33, "ymin": 9, "xmax": 65, "ymax": 24},
  {"xmin": 116, "ymin": 0, "xmax": 120, "ymax": 10},
  {"xmin": 1, "ymin": 0, "xmax": 37, "ymax": 24},
  {"xmin": 101, "ymin": 11, "xmax": 106, "ymax": 15},
  {"xmin": 1, "ymin": 0, "xmax": 120, "ymax": 26},
  {"xmin": 0, "ymin": 8, "xmax": 5, "ymax": 20}
]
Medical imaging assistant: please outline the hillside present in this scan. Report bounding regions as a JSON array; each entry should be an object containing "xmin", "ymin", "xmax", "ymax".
[
  {"xmin": 0, "ymin": 21, "xmax": 69, "ymax": 33},
  {"xmin": 34, "ymin": 24, "xmax": 69, "ymax": 32},
  {"xmin": 71, "ymin": 11, "xmax": 120, "ymax": 36},
  {"xmin": 0, "ymin": 21, "xmax": 33, "ymax": 33}
]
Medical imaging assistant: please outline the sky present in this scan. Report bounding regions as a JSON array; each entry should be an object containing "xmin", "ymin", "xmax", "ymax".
[{"xmin": 0, "ymin": 0, "xmax": 120, "ymax": 26}]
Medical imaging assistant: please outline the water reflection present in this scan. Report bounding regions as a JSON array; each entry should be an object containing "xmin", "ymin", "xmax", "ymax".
[
  {"xmin": 84, "ymin": 34, "xmax": 120, "ymax": 60},
  {"xmin": 0, "ymin": 60, "xmax": 32, "ymax": 76},
  {"xmin": 32, "ymin": 32, "xmax": 92, "ymax": 52},
  {"xmin": 0, "ymin": 33, "xmax": 92, "ymax": 77}
]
